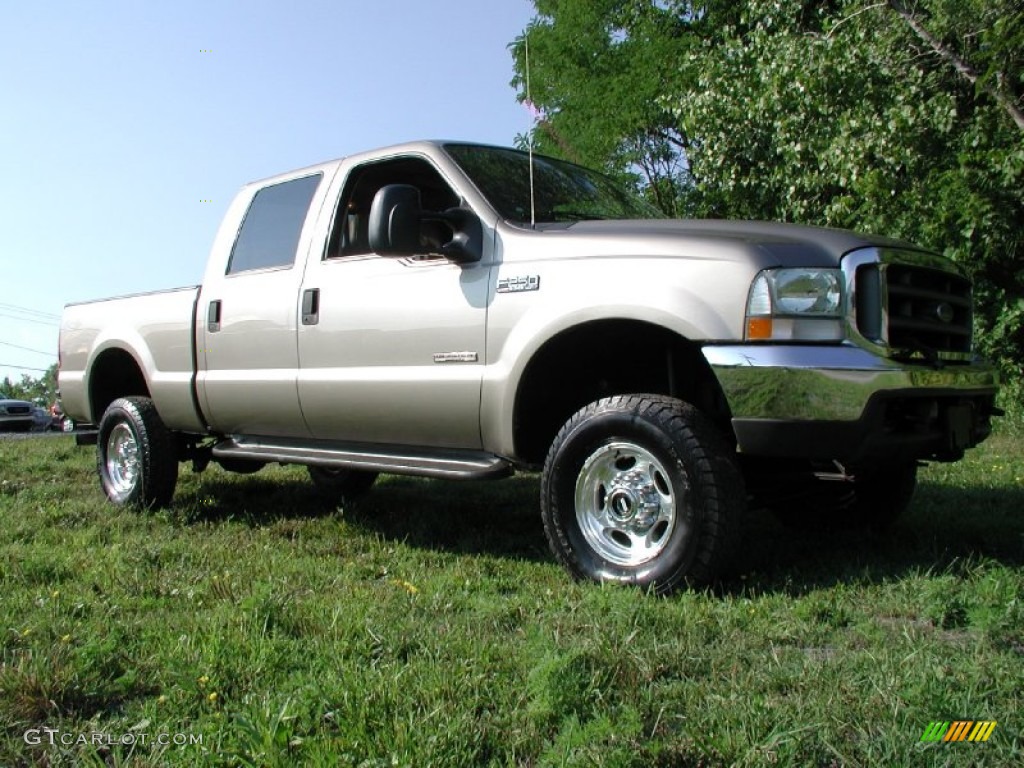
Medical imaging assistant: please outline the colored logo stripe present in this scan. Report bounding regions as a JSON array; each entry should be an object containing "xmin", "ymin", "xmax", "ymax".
[
  {"xmin": 944, "ymin": 721, "xmax": 972, "ymax": 741},
  {"xmin": 968, "ymin": 721, "xmax": 997, "ymax": 742},
  {"xmin": 920, "ymin": 721, "xmax": 997, "ymax": 742},
  {"xmin": 920, "ymin": 722, "xmax": 948, "ymax": 742},
  {"xmin": 925, "ymin": 724, "xmax": 995, "ymax": 741}
]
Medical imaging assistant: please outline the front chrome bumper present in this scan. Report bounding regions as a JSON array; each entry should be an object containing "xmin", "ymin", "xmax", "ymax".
[{"xmin": 703, "ymin": 344, "xmax": 999, "ymax": 463}]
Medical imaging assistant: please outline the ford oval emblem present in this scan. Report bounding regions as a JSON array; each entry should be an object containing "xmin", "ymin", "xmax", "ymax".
[{"xmin": 935, "ymin": 302, "xmax": 955, "ymax": 324}]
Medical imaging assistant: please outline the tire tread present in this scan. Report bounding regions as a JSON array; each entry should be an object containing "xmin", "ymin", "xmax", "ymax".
[
  {"xmin": 97, "ymin": 396, "xmax": 178, "ymax": 508},
  {"xmin": 541, "ymin": 394, "xmax": 745, "ymax": 593}
]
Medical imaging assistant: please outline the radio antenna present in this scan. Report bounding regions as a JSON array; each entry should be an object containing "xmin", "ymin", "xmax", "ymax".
[{"xmin": 525, "ymin": 33, "xmax": 536, "ymax": 228}]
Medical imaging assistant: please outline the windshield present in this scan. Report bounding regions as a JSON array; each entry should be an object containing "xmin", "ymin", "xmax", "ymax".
[{"xmin": 444, "ymin": 143, "xmax": 663, "ymax": 224}]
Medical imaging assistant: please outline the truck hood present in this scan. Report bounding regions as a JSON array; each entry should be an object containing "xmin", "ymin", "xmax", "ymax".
[{"xmin": 524, "ymin": 219, "xmax": 924, "ymax": 267}]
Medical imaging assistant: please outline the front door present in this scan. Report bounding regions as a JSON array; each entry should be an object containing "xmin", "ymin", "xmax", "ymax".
[{"xmin": 296, "ymin": 155, "xmax": 490, "ymax": 449}]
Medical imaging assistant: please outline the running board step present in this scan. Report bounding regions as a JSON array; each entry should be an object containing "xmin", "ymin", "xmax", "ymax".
[{"xmin": 211, "ymin": 436, "xmax": 514, "ymax": 481}]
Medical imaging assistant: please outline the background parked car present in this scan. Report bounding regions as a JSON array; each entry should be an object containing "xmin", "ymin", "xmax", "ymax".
[
  {"xmin": 0, "ymin": 399, "xmax": 37, "ymax": 432},
  {"xmin": 31, "ymin": 405, "xmax": 50, "ymax": 431}
]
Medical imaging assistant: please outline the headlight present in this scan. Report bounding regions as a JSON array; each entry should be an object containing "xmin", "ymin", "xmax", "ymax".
[{"xmin": 745, "ymin": 268, "xmax": 845, "ymax": 341}]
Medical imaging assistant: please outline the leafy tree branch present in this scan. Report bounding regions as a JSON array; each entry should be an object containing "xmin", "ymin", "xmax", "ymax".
[{"xmin": 887, "ymin": 0, "xmax": 1024, "ymax": 131}]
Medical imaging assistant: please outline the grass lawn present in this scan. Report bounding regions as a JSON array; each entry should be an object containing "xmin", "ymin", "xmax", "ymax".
[{"xmin": 1, "ymin": 430, "xmax": 1021, "ymax": 766}]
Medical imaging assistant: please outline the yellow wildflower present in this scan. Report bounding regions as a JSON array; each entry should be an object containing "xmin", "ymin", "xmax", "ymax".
[{"xmin": 394, "ymin": 579, "xmax": 419, "ymax": 595}]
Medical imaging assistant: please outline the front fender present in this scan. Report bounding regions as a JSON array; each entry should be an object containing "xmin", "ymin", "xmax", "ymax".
[{"xmin": 480, "ymin": 263, "xmax": 742, "ymax": 457}]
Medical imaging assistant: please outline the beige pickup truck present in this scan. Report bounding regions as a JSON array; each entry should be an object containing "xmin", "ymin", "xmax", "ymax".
[{"xmin": 59, "ymin": 141, "xmax": 999, "ymax": 593}]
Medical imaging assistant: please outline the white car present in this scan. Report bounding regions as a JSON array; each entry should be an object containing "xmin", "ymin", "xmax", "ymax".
[{"xmin": 0, "ymin": 399, "xmax": 37, "ymax": 432}]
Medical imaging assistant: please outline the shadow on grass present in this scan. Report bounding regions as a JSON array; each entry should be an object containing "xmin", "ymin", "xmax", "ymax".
[
  {"xmin": 730, "ymin": 480, "xmax": 1024, "ymax": 595},
  {"xmin": 351, "ymin": 474, "xmax": 551, "ymax": 562},
  {"xmin": 174, "ymin": 471, "xmax": 551, "ymax": 563},
  {"xmin": 173, "ymin": 469, "xmax": 1023, "ymax": 592}
]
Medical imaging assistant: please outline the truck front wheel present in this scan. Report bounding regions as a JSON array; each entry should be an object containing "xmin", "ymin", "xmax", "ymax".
[
  {"xmin": 541, "ymin": 395, "xmax": 744, "ymax": 594},
  {"xmin": 97, "ymin": 397, "xmax": 179, "ymax": 508}
]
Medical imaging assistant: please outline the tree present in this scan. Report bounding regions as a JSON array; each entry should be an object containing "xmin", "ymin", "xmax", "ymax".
[
  {"xmin": 510, "ymin": 0, "xmax": 712, "ymax": 215},
  {"xmin": 0, "ymin": 363, "xmax": 59, "ymax": 405},
  {"xmin": 887, "ymin": 0, "xmax": 1024, "ymax": 131},
  {"xmin": 512, "ymin": 0, "xmax": 1023, "ymax": 395}
]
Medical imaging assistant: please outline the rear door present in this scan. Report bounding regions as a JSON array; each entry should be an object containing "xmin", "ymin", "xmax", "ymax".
[{"xmin": 197, "ymin": 169, "xmax": 333, "ymax": 437}]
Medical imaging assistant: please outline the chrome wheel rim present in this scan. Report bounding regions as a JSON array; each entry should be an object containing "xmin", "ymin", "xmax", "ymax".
[
  {"xmin": 105, "ymin": 422, "xmax": 140, "ymax": 495},
  {"xmin": 574, "ymin": 441, "xmax": 679, "ymax": 567}
]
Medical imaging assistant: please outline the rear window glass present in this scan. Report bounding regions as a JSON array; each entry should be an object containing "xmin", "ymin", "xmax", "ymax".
[{"xmin": 227, "ymin": 174, "xmax": 322, "ymax": 274}]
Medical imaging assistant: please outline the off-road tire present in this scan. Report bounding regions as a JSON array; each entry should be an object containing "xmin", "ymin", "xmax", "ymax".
[
  {"xmin": 96, "ymin": 396, "xmax": 179, "ymax": 508},
  {"xmin": 541, "ymin": 395, "xmax": 745, "ymax": 594}
]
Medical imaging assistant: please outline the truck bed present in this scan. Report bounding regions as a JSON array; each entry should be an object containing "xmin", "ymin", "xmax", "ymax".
[{"xmin": 59, "ymin": 285, "xmax": 203, "ymax": 431}]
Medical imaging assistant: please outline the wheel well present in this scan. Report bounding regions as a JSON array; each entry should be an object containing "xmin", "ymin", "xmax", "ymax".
[
  {"xmin": 89, "ymin": 349, "xmax": 149, "ymax": 423},
  {"xmin": 513, "ymin": 320, "xmax": 733, "ymax": 465}
]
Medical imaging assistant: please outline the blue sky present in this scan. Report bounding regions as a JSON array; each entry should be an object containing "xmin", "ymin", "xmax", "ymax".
[{"xmin": 0, "ymin": 0, "xmax": 536, "ymax": 388}]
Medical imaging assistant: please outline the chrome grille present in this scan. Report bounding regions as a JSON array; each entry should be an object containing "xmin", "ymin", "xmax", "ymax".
[
  {"xmin": 855, "ymin": 260, "xmax": 973, "ymax": 357},
  {"xmin": 886, "ymin": 265, "xmax": 972, "ymax": 354}
]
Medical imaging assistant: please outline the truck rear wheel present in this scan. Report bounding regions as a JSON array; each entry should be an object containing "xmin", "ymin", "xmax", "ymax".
[
  {"xmin": 541, "ymin": 395, "xmax": 744, "ymax": 594},
  {"xmin": 97, "ymin": 397, "xmax": 179, "ymax": 508}
]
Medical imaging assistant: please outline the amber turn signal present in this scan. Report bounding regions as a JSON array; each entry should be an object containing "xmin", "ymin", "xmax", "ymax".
[{"xmin": 746, "ymin": 317, "xmax": 773, "ymax": 340}]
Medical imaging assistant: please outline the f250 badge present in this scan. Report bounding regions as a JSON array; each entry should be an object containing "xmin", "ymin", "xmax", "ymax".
[{"xmin": 496, "ymin": 275, "xmax": 540, "ymax": 293}]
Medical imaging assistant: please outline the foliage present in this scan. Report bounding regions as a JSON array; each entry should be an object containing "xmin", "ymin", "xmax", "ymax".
[
  {"xmin": 1, "ymin": 363, "xmax": 58, "ymax": 405},
  {"xmin": 511, "ymin": 0, "xmax": 706, "ymax": 215},
  {"xmin": 512, "ymin": 0, "xmax": 1024, "ymax": 399}
]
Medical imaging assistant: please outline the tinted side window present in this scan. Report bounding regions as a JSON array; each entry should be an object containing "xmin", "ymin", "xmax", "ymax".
[
  {"xmin": 325, "ymin": 158, "xmax": 459, "ymax": 258},
  {"xmin": 227, "ymin": 174, "xmax": 322, "ymax": 274}
]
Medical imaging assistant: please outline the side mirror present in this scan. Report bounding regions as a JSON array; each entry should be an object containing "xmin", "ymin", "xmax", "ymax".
[
  {"xmin": 368, "ymin": 184, "xmax": 422, "ymax": 254},
  {"xmin": 437, "ymin": 207, "xmax": 483, "ymax": 264},
  {"xmin": 368, "ymin": 183, "xmax": 483, "ymax": 263}
]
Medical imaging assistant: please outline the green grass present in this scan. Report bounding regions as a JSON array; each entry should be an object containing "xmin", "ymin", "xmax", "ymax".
[{"xmin": 1, "ymin": 431, "xmax": 1022, "ymax": 767}]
